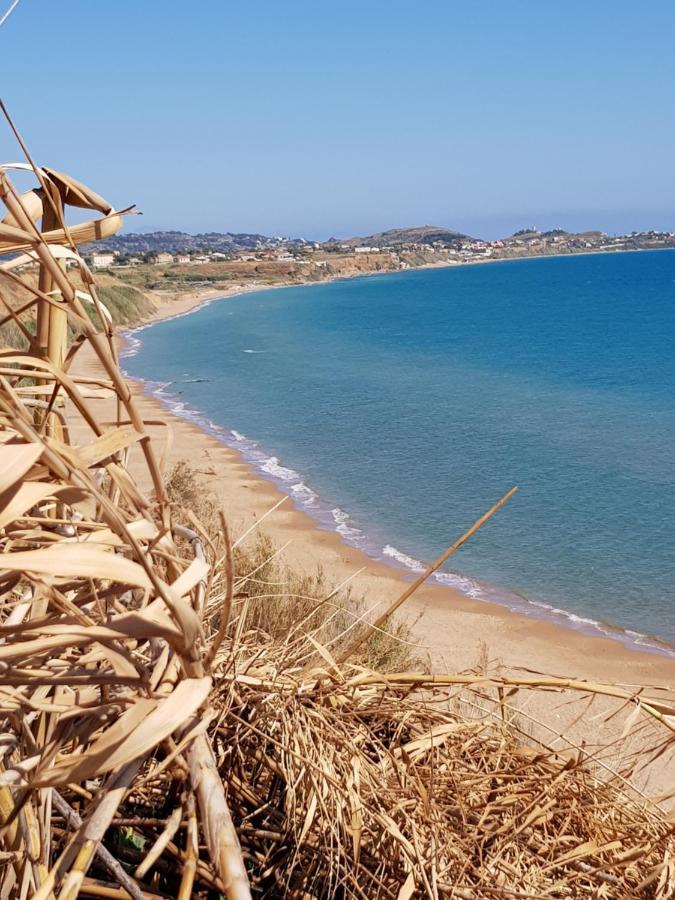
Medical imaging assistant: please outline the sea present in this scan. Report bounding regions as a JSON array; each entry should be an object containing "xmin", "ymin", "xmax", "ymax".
[{"xmin": 123, "ymin": 250, "xmax": 675, "ymax": 655}]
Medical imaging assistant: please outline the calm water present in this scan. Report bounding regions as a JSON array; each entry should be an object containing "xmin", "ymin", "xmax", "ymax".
[{"xmin": 125, "ymin": 251, "xmax": 675, "ymax": 652}]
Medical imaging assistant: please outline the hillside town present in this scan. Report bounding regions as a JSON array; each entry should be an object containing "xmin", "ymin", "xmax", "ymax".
[{"xmin": 84, "ymin": 225, "xmax": 675, "ymax": 274}]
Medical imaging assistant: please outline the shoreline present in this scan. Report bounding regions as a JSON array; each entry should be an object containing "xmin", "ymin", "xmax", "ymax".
[
  {"xmin": 67, "ymin": 276, "xmax": 675, "ymax": 807},
  {"xmin": 124, "ymin": 244, "xmax": 675, "ymax": 332},
  {"xmin": 123, "ymin": 327, "xmax": 675, "ymax": 661},
  {"xmin": 116, "ymin": 267, "xmax": 675, "ymax": 670}
]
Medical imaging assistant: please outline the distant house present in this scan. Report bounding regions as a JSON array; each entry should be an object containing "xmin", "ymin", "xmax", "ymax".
[
  {"xmin": 175, "ymin": 255, "xmax": 190, "ymax": 264},
  {"xmin": 354, "ymin": 246, "xmax": 380, "ymax": 253},
  {"xmin": 91, "ymin": 252, "xmax": 115, "ymax": 269},
  {"xmin": 155, "ymin": 252, "xmax": 174, "ymax": 265}
]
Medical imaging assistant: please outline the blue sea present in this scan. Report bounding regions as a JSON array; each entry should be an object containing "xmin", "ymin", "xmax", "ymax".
[{"xmin": 124, "ymin": 251, "xmax": 675, "ymax": 654}]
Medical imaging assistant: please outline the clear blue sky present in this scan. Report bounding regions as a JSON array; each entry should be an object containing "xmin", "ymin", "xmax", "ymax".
[{"xmin": 2, "ymin": 1, "xmax": 674, "ymax": 239}]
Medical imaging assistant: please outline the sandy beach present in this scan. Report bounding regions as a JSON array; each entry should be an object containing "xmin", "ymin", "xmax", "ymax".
[
  {"xmin": 78, "ymin": 287, "xmax": 675, "ymax": 674},
  {"xmin": 69, "ymin": 282, "xmax": 675, "ymax": 796}
]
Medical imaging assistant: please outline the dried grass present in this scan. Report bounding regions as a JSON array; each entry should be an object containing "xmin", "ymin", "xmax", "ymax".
[{"xmin": 0, "ymin": 110, "xmax": 673, "ymax": 900}]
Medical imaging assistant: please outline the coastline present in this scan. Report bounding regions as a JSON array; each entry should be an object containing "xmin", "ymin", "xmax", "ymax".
[
  {"xmin": 119, "ymin": 244, "xmax": 675, "ymax": 336},
  {"xmin": 119, "ymin": 244, "xmax": 675, "ymax": 347},
  {"xmin": 66, "ymin": 276, "xmax": 675, "ymax": 797},
  {"xmin": 123, "ymin": 332, "xmax": 675, "ymax": 662},
  {"xmin": 108, "ymin": 274, "xmax": 675, "ymax": 676}
]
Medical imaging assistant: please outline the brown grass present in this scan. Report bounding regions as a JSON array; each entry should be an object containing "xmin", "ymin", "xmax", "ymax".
[{"xmin": 167, "ymin": 460, "xmax": 422, "ymax": 674}]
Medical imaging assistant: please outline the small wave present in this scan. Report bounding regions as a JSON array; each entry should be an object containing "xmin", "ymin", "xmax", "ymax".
[
  {"xmin": 383, "ymin": 545, "xmax": 487, "ymax": 598},
  {"xmin": 243, "ymin": 349, "xmax": 266, "ymax": 354},
  {"xmin": 120, "ymin": 333, "xmax": 142, "ymax": 359},
  {"xmin": 527, "ymin": 597, "xmax": 616, "ymax": 633},
  {"xmin": 331, "ymin": 507, "xmax": 364, "ymax": 541},
  {"xmin": 434, "ymin": 570, "xmax": 486, "ymax": 598},
  {"xmin": 382, "ymin": 544, "xmax": 425, "ymax": 573},
  {"xmin": 381, "ymin": 545, "xmax": 675, "ymax": 657},
  {"xmin": 624, "ymin": 630, "xmax": 675, "ymax": 656},
  {"xmin": 204, "ymin": 417, "xmax": 225, "ymax": 436},
  {"xmin": 230, "ymin": 429, "xmax": 247, "ymax": 442},
  {"xmin": 291, "ymin": 482, "xmax": 319, "ymax": 507},
  {"xmin": 260, "ymin": 456, "xmax": 301, "ymax": 483}
]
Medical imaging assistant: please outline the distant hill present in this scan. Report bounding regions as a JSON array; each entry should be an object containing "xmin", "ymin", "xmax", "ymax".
[
  {"xmin": 504, "ymin": 228, "xmax": 606, "ymax": 243},
  {"xmin": 83, "ymin": 225, "xmax": 480, "ymax": 257},
  {"xmin": 81, "ymin": 230, "xmax": 302, "ymax": 255},
  {"xmin": 340, "ymin": 225, "xmax": 479, "ymax": 248},
  {"xmin": 508, "ymin": 228, "xmax": 542, "ymax": 240},
  {"xmin": 85, "ymin": 224, "xmax": 626, "ymax": 258}
]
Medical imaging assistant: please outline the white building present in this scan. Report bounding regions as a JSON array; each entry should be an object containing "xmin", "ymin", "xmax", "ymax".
[
  {"xmin": 354, "ymin": 246, "xmax": 380, "ymax": 253},
  {"xmin": 91, "ymin": 252, "xmax": 115, "ymax": 268},
  {"xmin": 155, "ymin": 252, "xmax": 174, "ymax": 265},
  {"xmin": 175, "ymin": 255, "xmax": 190, "ymax": 264}
]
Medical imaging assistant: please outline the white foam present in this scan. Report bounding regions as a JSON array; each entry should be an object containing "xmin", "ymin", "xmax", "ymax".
[
  {"xmin": 565, "ymin": 612, "xmax": 602, "ymax": 627},
  {"xmin": 331, "ymin": 507, "xmax": 364, "ymax": 541},
  {"xmin": 243, "ymin": 349, "xmax": 266, "ymax": 354},
  {"xmin": 380, "ymin": 543, "xmax": 675, "ymax": 657},
  {"xmin": 433, "ymin": 570, "xmax": 485, "ymax": 598},
  {"xmin": 260, "ymin": 456, "xmax": 301, "ymax": 483},
  {"xmin": 291, "ymin": 482, "xmax": 319, "ymax": 507},
  {"xmin": 383, "ymin": 544, "xmax": 487, "ymax": 598},
  {"xmin": 120, "ymin": 333, "xmax": 142, "ymax": 359},
  {"xmin": 625, "ymin": 629, "xmax": 675, "ymax": 655},
  {"xmin": 382, "ymin": 544, "xmax": 425, "ymax": 573},
  {"xmin": 204, "ymin": 418, "xmax": 224, "ymax": 435},
  {"xmin": 526, "ymin": 597, "xmax": 617, "ymax": 635}
]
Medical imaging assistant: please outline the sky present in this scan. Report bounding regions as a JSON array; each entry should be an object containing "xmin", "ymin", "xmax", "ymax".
[{"xmin": 1, "ymin": 1, "xmax": 674, "ymax": 240}]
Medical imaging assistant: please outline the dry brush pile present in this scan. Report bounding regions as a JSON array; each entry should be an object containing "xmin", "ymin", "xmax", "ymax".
[{"xmin": 0, "ymin": 119, "xmax": 674, "ymax": 899}]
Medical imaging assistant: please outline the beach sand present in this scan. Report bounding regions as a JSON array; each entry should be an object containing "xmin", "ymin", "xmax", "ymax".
[{"xmin": 70, "ymin": 286, "xmax": 675, "ymax": 798}]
